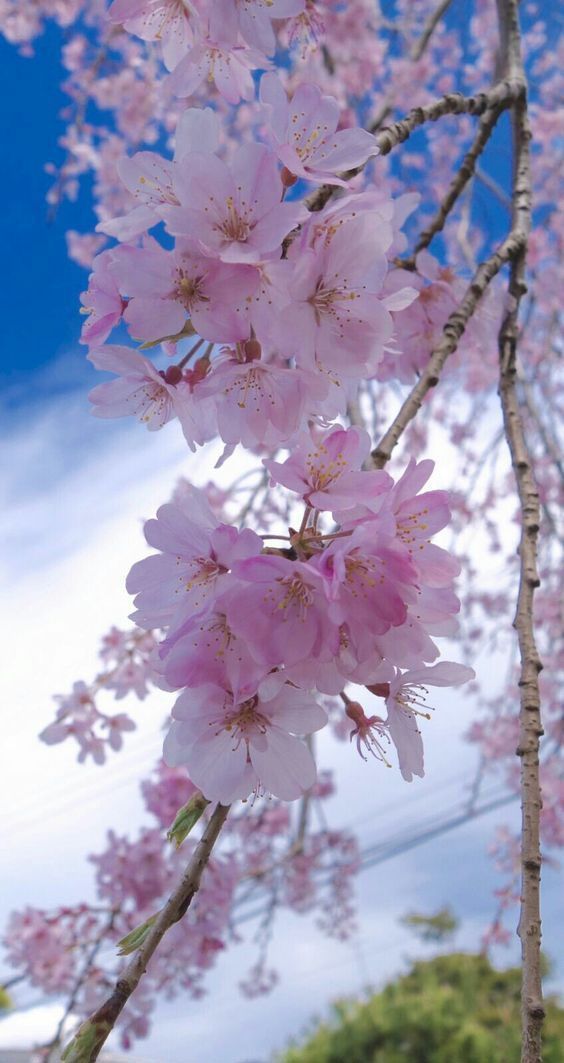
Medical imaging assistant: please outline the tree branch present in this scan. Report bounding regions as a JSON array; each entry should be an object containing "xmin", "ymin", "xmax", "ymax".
[
  {"xmin": 495, "ymin": 3, "xmax": 545, "ymax": 1060},
  {"xmin": 370, "ymin": 230, "xmax": 524, "ymax": 468},
  {"xmin": 305, "ymin": 78, "xmax": 524, "ymax": 216},
  {"xmin": 400, "ymin": 102, "xmax": 506, "ymax": 267},
  {"xmin": 61, "ymin": 803, "xmax": 230, "ymax": 1062}
]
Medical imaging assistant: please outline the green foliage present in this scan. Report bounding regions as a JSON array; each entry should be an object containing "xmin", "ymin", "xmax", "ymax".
[
  {"xmin": 278, "ymin": 953, "xmax": 564, "ymax": 1063},
  {"xmin": 0, "ymin": 987, "xmax": 11, "ymax": 1011},
  {"xmin": 400, "ymin": 906, "xmax": 459, "ymax": 943}
]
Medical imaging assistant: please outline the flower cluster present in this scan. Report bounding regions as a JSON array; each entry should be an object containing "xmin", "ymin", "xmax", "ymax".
[
  {"xmin": 79, "ymin": 84, "xmax": 425, "ymax": 452},
  {"xmin": 39, "ymin": 626, "xmax": 158, "ymax": 762},
  {"xmin": 107, "ymin": 0, "xmax": 307, "ymax": 103},
  {"xmin": 127, "ymin": 430, "xmax": 473, "ymax": 803}
]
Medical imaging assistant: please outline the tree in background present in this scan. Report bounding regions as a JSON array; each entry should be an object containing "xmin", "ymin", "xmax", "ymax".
[
  {"xmin": 278, "ymin": 953, "xmax": 564, "ymax": 1063},
  {"xmin": 0, "ymin": 1, "xmax": 561, "ymax": 1061}
]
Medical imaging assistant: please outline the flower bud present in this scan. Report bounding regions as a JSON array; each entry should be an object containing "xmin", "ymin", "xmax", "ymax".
[
  {"xmin": 281, "ymin": 166, "xmax": 298, "ymax": 188},
  {"xmin": 164, "ymin": 364, "xmax": 183, "ymax": 386},
  {"xmin": 167, "ymin": 791, "xmax": 210, "ymax": 849},
  {"xmin": 116, "ymin": 911, "xmax": 159, "ymax": 956},
  {"xmin": 366, "ymin": 682, "xmax": 391, "ymax": 698},
  {"xmin": 244, "ymin": 338, "xmax": 262, "ymax": 362}
]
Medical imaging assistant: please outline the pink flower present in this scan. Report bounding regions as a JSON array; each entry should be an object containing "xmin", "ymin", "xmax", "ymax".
[
  {"xmin": 126, "ymin": 487, "xmax": 262, "ymax": 635},
  {"xmin": 67, "ymin": 230, "xmax": 106, "ymax": 269},
  {"xmin": 87, "ymin": 345, "xmax": 189, "ymax": 431},
  {"xmin": 319, "ymin": 525, "xmax": 417, "ymax": 656},
  {"xmin": 79, "ymin": 250, "xmax": 125, "ymax": 346},
  {"xmin": 111, "ymin": 239, "xmax": 260, "ymax": 344},
  {"xmin": 197, "ymin": 350, "xmax": 326, "ymax": 449},
  {"xmin": 347, "ymin": 458, "xmax": 461, "ymax": 590},
  {"xmin": 383, "ymin": 459, "xmax": 462, "ymax": 594},
  {"xmin": 170, "ymin": 38, "xmax": 264, "ymax": 105},
  {"xmin": 382, "ymin": 662, "xmax": 475, "ymax": 781},
  {"xmin": 98, "ymin": 107, "xmax": 220, "ymax": 241},
  {"xmin": 161, "ymin": 598, "xmax": 265, "ymax": 692},
  {"xmin": 108, "ymin": 0, "xmax": 197, "ymax": 71},
  {"xmin": 227, "ymin": 554, "xmax": 339, "ymax": 669},
  {"xmin": 162, "ymin": 144, "xmax": 306, "ymax": 263},
  {"xmin": 163, "ymin": 676, "xmax": 326, "ymax": 802},
  {"xmin": 209, "ymin": 0, "xmax": 305, "ymax": 54},
  {"xmin": 264, "ymin": 425, "xmax": 391, "ymax": 511},
  {"xmin": 260, "ymin": 73, "xmax": 379, "ymax": 185},
  {"xmin": 273, "ymin": 214, "xmax": 394, "ymax": 376},
  {"xmin": 142, "ymin": 761, "xmax": 198, "ymax": 828},
  {"xmin": 344, "ymin": 700, "xmax": 389, "ymax": 764}
]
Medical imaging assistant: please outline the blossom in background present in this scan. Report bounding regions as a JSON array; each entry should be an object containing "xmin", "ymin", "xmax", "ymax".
[
  {"xmin": 108, "ymin": 0, "xmax": 197, "ymax": 71},
  {"xmin": 170, "ymin": 39, "xmax": 265, "ymax": 104},
  {"xmin": 209, "ymin": 0, "xmax": 305, "ymax": 54}
]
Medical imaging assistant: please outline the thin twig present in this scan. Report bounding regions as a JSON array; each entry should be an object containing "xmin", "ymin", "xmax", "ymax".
[
  {"xmin": 61, "ymin": 804, "xmax": 230, "ymax": 1062},
  {"xmin": 400, "ymin": 102, "xmax": 507, "ymax": 267},
  {"xmin": 370, "ymin": 0, "xmax": 454, "ymax": 131},
  {"xmin": 44, "ymin": 911, "xmax": 117, "ymax": 1061}
]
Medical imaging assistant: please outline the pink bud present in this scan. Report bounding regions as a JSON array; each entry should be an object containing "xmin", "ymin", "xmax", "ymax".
[{"xmin": 164, "ymin": 365, "xmax": 183, "ymax": 386}]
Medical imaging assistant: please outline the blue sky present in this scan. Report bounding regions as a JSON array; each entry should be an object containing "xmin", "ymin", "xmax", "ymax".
[{"xmin": 1, "ymin": 28, "xmax": 92, "ymax": 386}]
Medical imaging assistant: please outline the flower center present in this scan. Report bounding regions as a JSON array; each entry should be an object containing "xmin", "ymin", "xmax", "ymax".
[
  {"xmin": 218, "ymin": 197, "xmax": 252, "ymax": 242},
  {"xmin": 222, "ymin": 696, "xmax": 270, "ymax": 751},
  {"xmin": 306, "ymin": 444, "xmax": 348, "ymax": 491},
  {"xmin": 275, "ymin": 574, "xmax": 315, "ymax": 620},
  {"xmin": 344, "ymin": 552, "xmax": 383, "ymax": 595},
  {"xmin": 396, "ymin": 684, "xmax": 432, "ymax": 720},
  {"xmin": 175, "ymin": 272, "xmax": 207, "ymax": 310},
  {"xmin": 396, "ymin": 508, "xmax": 430, "ymax": 546},
  {"xmin": 135, "ymin": 381, "xmax": 169, "ymax": 423},
  {"xmin": 309, "ymin": 277, "xmax": 360, "ymax": 327}
]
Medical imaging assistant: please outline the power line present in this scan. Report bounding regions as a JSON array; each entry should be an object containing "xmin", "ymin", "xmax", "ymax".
[{"xmin": 233, "ymin": 789, "xmax": 518, "ymax": 925}]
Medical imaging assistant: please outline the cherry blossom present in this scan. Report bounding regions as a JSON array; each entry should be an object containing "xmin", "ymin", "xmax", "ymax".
[
  {"xmin": 164, "ymin": 677, "xmax": 326, "ymax": 802},
  {"xmin": 87, "ymin": 344, "xmax": 195, "ymax": 433},
  {"xmin": 98, "ymin": 106, "xmax": 221, "ymax": 240},
  {"xmin": 273, "ymin": 213, "xmax": 397, "ymax": 376},
  {"xmin": 381, "ymin": 662, "xmax": 476, "ymax": 781},
  {"xmin": 344, "ymin": 700, "xmax": 390, "ymax": 764},
  {"xmin": 260, "ymin": 72, "xmax": 379, "ymax": 184},
  {"xmin": 108, "ymin": 0, "xmax": 197, "ymax": 71},
  {"xmin": 209, "ymin": 0, "xmax": 305, "ymax": 55},
  {"xmin": 170, "ymin": 38, "xmax": 265, "ymax": 104},
  {"xmin": 3, "ymin": 0, "xmax": 560, "ymax": 1049},
  {"xmin": 264, "ymin": 424, "xmax": 391, "ymax": 511},
  {"xmin": 111, "ymin": 239, "xmax": 260, "ymax": 344},
  {"xmin": 79, "ymin": 250, "xmax": 126, "ymax": 347},
  {"xmin": 162, "ymin": 144, "xmax": 306, "ymax": 264},
  {"xmin": 227, "ymin": 554, "xmax": 338, "ymax": 670},
  {"xmin": 197, "ymin": 350, "xmax": 328, "ymax": 450},
  {"xmin": 126, "ymin": 488, "xmax": 262, "ymax": 635}
]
